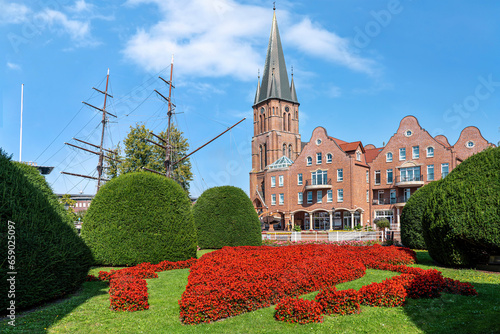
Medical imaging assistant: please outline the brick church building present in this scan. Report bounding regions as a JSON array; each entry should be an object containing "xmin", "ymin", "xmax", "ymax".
[{"xmin": 249, "ymin": 10, "xmax": 495, "ymax": 231}]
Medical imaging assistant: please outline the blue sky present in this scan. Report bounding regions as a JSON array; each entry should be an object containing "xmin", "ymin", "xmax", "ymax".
[{"xmin": 2, "ymin": 0, "xmax": 500, "ymax": 197}]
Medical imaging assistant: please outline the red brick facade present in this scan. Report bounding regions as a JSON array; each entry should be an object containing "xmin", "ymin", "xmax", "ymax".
[{"xmin": 249, "ymin": 11, "xmax": 495, "ymax": 231}]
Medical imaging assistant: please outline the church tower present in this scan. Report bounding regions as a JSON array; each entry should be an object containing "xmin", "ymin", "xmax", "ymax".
[{"xmin": 250, "ymin": 8, "xmax": 301, "ymax": 211}]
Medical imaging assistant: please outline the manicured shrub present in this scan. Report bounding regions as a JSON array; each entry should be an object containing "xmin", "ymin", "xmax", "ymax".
[
  {"xmin": 81, "ymin": 172, "xmax": 197, "ymax": 266},
  {"xmin": 400, "ymin": 181, "xmax": 440, "ymax": 249},
  {"xmin": 422, "ymin": 146, "xmax": 500, "ymax": 267},
  {"xmin": 274, "ymin": 297, "xmax": 323, "ymax": 324},
  {"xmin": 0, "ymin": 149, "xmax": 93, "ymax": 313},
  {"xmin": 315, "ymin": 287, "xmax": 360, "ymax": 315},
  {"xmin": 193, "ymin": 186, "xmax": 261, "ymax": 249}
]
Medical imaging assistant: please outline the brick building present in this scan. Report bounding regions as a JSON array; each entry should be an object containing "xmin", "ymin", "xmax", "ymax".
[{"xmin": 249, "ymin": 10, "xmax": 495, "ymax": 231}]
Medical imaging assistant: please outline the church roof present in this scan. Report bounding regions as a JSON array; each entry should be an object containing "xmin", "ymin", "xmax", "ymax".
[
  {"xmin": 268, "ymin": 155, "xmax": 294, "ymax": 169},
  {"xmin": 254, "ymin": 10, "xmax": 297, "ymax": 105}
]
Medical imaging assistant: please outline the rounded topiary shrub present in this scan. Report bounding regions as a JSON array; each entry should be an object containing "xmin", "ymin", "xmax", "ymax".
[
  {"xmin": 81, "ymin": 171, "xmax": 196, "ymax": 266},
  {"xmin": 400, "ymin": 181, "xmax": 440, "ymax": 250},
  {"xmin": 0, "ymin": 150, "xmax": 93, "ymax": 313},
  {"xmin": 193, "ymin": 186, "xmax": 261, "ymax": 249},
  {"xmin": 422, "ymin": 146, "xmax": 500, "ymax": 267}
]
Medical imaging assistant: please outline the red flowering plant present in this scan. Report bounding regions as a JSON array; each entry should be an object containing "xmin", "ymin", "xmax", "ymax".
[
  {"xmin": 315, "ymin": 287, "xmax": 360, "ymax": 315},
  {"xmin": 443, "ymin": 277, "xmax": 478, "ymax": 296},
  {"xmin": 358, "ymin": 280, "xmax": 407, "ymax": 307},
  {"xmin": 274, "ymin": 297, "xmax": 324, "ymax": 324},
  {"xmin": 109, "ymin": 275, "xmax": 149, "ymax": 312},
  {"xmin": 406, "ymin": 270, "xmax": 446, "ymax": 299}
]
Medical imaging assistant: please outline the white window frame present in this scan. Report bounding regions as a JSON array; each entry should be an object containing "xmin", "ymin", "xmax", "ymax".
[
  {"xmin": 316, "ymin": 152, "xmax": 322, "ymax": 164},
  {"xmin": 412, "ymin": 146, "xmax": 419, "ymax": 159},
  {"xmin": 399, "ymin": 148, "xmax": 406, "ymax": 160},
  {"xmin": 278, "ymin": 175, "xmax": 284, "ymax": 187},
  {"xmin": 279, "ymin": 193, "xmax": 284, "ymax": 205},
  {"xmin": 307, "ymin": 156, "xmax": 312, "ymax": 166},
  {"xmin": 386, "ymin": 152, "xmax": 393, "ymax": 162},
  {"xmin": 271, "ymin": 194, "xmax": 276, "ymax": 206},
  {"xmin": 337, "ymin": 169, "xmax": 343, "ymax": 182},
  {"xmin": 366, "ymin": 190, "xmax": 369, "ymax": 203},
  {"xmin": 374, "ymin": 170, "xmax": 381, "ymax": 185},
  {"xmin": 387, "ymin": 169, "xmax": 393, "ymax": 184},
  {"xmin": 271, "ymin": 176, "xmax": 276, "ymax": 188},
  {"xmin": 356, "ymin": 151, "xmax": 361, "ymax": 161},
  {"xmin": 327, "ymin": 190, "xmax": 333, "ymax": 203},
  {"xmin": 297, "ymin": 173, "xmax": 303, "ymax": 185},
  {"xmin": 441, "ymin": 163, "xmax": 449, "ymax": 178},
  {"xmin": 366, "ymin": 170, "xmax": 369, "ymax": 183},
  {"xmin": 307, "ymin": 191, "xmax": 313, "ymax": 204},
  {"xmin": 298, "ymin": 192, "xmax": 303, "ymax": 204},
  {"xmin": 426, "ymin": 146, "xmax": 434, "ymax": 158},
  {"xmin": 390, "ymin": 189, "xmax": 396, "ymax": 204},
  {"xmin": 317, "ymin": 190, "xmax": 322, "ymax": 203},
  {"xmin": 337, "ymin": 189, "xmax": 344, "ymax": 202},
  {"xmin": 427, "ymin": 165, "xmax": 434, "ymax": 181},
  {"xmin": 326, "ymin": 153, "xmax": 332, "ymax": 163}
]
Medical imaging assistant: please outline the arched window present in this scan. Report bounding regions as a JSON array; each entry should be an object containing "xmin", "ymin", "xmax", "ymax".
[
  {"xmin": 288, "ymin": 113, "xmax": 292, "ymax": 132},
  {"xmin": 259, "ymin": 145, "xmax": 263, "ymax": 170},
  {"xmin": 283, "ymin": 144, "xmax": 286, "ymax": 157},
  {"xmin": 288, "ymin": 144, "xmax": 292, "ymax": 158},
  {"xmin": 326, "ymin": 153, "xmax": 332, "ymax": 163},
  {"xmin": 356, "ymin": 151, "xmax": 361, "ymax": 161},
  {"xmin": 386, "ymin": 152, "xmax": 393, "ymax": 162},
  {"xmin": 427, "ymin": 147, "xmax": 434, "ymax": 157},
  {"xmin": 307, "ymin": 156, "xmax": 312, "ymax": 166}
]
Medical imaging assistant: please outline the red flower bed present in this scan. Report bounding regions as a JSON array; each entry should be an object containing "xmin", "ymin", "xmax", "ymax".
[
  {"xmin": 359, "ymin": 280, "xmax": 407, "ymax": 307},
  {"xmin": 95, "ymin": 258, "xmax": 196, "ymax": 312},
  {"xmin": 274, "ymin": 297, "xmax": 324, "ymax": 324},
  {"xmin": 315, "ymin": 287, "xmax": 360, "ymax": 315},
  {"xmin": 109, "ymin": 275, "xmax": 149, "ymax": 311},
  {"xmin": 443, "ymin": 277, "xmax": 478, "ymax": 296},
  {"xmin": 406, "ymin": 270, "xmax": 446, "ymax": 299},
  {"xmin": 180, "ymin": 244, "xmax": 414, "ymax": 324}
]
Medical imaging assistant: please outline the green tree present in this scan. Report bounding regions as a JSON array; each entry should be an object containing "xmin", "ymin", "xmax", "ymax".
[
  {"xmin": 60, "ymin": 194, "xmax": 78, "ymax": 222},
  {"xmin": 106, "ymin": 123, "xmax": 193, "ymax": 193},
  {"xmin": 104, "ymin": 142, "xmax": 122, "ymax": 180}
]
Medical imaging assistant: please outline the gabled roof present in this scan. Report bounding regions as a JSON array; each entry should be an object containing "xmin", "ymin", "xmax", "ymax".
[
  {"xmin": 365, "ymin": 147, "xmax": 383, "ymax": 163},
  {"xmin": 339, "ymin": 141, "xmax": 362, "ymax": 152},
  {"xmin": 268, "ymin": 155, "xmax": 294, "ymax": 169},
  {"xmin": 254, "ymin": 10, "xmax": 297, "ymax": 105},
  {"xmin": 328, "ymin": 136, "xmax": 348, "ymax": 145}
]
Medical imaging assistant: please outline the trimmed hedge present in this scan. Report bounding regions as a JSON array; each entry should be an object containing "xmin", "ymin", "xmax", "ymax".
[
  {"xmin": 400, "ymin": 181, "xmax": 440, "ymax": 250},
  {"xmin": 81, "ymin": 172, "xmax": 196, "ymax": 266},
  {"xmin": 193, "ymin": 186, "xmax": 261, "ymax": 249},
  {"xmin": 0, "ymin": 150, "xmax": 93, "ymax": 313},
  {"xmin": 422, "ymin": 146, "xmax": 500, "ymax": 267}
]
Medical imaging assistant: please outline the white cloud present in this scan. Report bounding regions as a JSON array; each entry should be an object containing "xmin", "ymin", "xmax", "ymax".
[
  {"xmin": 0, "ymin": 1, "xmax": 30, "ymax": 24},
  {"xmin": 124, "ymin": 0, "xmax": 269, "ymax": 80},
  {"xmin": 67, "ymin": 0, "xmax": 94, "ymax": 13},
  {"xmin": 35, "ymin": 9, "xmax": 90, "ymax": 41},
  {"xmin": 6, "ymin": 62, "xmax": 21, "ymax": 70},
  {"xmin": 123, "ymin": 0, "xmax": 378, "ymax": 81},
  {"xmin": 283, "ymin": 18, "xmax": 377, "ymax": 76}
]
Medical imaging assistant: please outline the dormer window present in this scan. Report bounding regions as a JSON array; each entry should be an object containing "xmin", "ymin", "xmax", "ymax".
[{"xmin": 356, "ymin": 151, "xmax": 361, "ymax": 161}]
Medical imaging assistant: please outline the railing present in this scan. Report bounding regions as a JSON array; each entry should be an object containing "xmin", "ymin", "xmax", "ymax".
[
  {"xmin": 304, "ymin": 178, "xmax": 332, "ymax": 187},
  {"xmin": 262, "ymin": 230, "xmax": 388, "ymax": 242},
  {"xmin": 395, "ymin": 174, "xmax": 423, "ymax": 183},
  {"xmin": 373, "ymin": 196, "xmax": 409, "ymax": 205}
]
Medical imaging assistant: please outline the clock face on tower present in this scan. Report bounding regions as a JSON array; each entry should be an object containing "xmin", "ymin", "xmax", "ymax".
[{"xmin": 285, "ymin": 106, "xmax": 290, "ymax": 112}]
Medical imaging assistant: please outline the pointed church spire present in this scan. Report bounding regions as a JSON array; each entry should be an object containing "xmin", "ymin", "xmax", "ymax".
[
  {"xmin": 290, "ymin": 67, "xmax": 298, "ymax": 103},
  {"xmin": 254, "ymin": 9, "xmax": 294, "ymax": 105},
  {"xmin": 254, "ymin": 70, "xmax": 261, "ymax": 105}
]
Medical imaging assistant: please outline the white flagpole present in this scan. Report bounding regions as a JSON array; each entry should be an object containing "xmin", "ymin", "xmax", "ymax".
[{"xmin": 19, "ymin": 84, "xmax": 24, "ymax": 162}]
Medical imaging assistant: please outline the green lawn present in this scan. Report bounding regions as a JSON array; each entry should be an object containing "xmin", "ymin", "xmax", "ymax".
[{"xmin": 2, "ymin": 251, "xmax": 499, "ymax": 334}]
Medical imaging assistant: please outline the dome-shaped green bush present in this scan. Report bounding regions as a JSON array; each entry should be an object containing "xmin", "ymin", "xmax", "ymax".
[
  {"xmin": 193, "ymin": 186, "xmax": 261, "ymax": 249},
  {"xmin": 400, "ymin": 181, "xmax": 440, "ymax": 250},
  {"xmin": 0, "ymin": 150, "xmax": 93, "ymax": 313},
  {"xmin": 422, "ymin": 147, "xmax": 500, "ymax": 267},
  {"xmin": 81, "ymin": 172, "xmax": 196, "ymax": 266}
]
